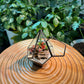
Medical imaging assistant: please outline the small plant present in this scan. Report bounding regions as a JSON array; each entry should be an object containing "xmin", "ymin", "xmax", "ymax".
[{"xmin": 29, "ymin": 41, "xmax": 48, "ymax": 54}]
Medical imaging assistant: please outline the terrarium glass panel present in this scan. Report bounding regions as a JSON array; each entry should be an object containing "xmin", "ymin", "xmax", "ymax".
[{"xmin": 47, "ymin": 39, "xmax": 66, "ymax": 57}]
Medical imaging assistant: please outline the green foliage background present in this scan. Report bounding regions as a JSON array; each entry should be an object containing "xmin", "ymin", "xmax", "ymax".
[{"xmin": 0, "ymin": 0, "xmax": 84, "ymax": 44}]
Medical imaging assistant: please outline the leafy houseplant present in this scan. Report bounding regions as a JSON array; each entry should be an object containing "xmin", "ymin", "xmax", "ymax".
[{"xmin": 0, "ymin": 0, "xmax": 83, "ymax": 44}]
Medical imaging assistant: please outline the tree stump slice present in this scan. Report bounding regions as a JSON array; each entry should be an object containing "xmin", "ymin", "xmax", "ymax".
[{"xmin": 0, "ymin": 39, "xmax": 84, "ymax": 84}]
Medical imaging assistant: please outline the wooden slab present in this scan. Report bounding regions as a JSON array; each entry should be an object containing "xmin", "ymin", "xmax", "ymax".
[{"xmin": 0, "ymin": 39, "xmax": 84, "ymax": 84}]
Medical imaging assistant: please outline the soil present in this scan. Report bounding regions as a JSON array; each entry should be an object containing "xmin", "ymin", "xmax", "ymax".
[{"xmin": 73, "ymin": 42, "xmax": 84, "ymax": 56}]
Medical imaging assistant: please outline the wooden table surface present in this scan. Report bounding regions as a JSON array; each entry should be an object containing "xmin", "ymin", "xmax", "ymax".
[{"xmin": 0, "ymin": 39, "xmax": 84, "ymax": 84}]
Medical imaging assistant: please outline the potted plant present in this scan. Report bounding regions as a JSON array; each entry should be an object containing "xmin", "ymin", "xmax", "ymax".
[{"xmin": 70, "ymin": 22, "xmax": 84, "ymax": 56}]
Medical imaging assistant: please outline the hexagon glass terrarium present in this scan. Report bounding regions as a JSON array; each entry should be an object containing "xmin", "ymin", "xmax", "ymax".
[{"xmin": 27, "ymin": 30, "xmax": 66, "ymax": 66}]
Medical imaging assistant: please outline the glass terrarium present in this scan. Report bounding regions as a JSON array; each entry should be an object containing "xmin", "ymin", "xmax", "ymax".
[{"xmin": 27, "ymin": 30, "xmax": 66, "ymax": 66}]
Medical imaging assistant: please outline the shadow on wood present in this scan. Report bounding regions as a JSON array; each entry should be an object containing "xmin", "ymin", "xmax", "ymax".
[{"xmin": 9, "ymin": 55, "xmax": 42, "ymax": 72}]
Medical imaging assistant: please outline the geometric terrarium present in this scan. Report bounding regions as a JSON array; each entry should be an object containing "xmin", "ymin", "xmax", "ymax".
[{"xmin": 27, "ymin": 30, "xmax": 66, "ymax": 66}]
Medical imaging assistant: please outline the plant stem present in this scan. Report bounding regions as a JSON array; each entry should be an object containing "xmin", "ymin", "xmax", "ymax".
[
  {"xmin": 79, "ymin": 28, "xmax": 84, "ymax": 39},
  {"xmin": 81, "ymin": 0, "xmax": 83, "ymax": 5}
]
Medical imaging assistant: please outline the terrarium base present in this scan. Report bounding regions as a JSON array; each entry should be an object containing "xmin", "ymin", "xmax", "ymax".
[
  {"xmin": 28, "ymin": 57, "xmax": 50, "ymax": 66},
  {"xmin": 28, "ymin": 51, "xmax": 51, "ymax": 66}
]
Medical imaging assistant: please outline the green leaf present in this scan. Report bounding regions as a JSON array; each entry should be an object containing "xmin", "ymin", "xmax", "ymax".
[
  {"xmin": 60, "ymin": 22, "xmax": 65, "ymax": 28},
  {"xmin": 53, "ymin": 18, "xmax": 59, "ymax": 27},
  {"xmin": 43, "ymin": 28, "xmax": 49, "ymax": 37},
  {"xmin": 73, "ymin": 16, "xmax": 80, "ymax": 22},
  {"xmin": 16, "ymin": 0, "xmax": 25, "ymax": 8},
  {"xmin": 17, "ymin": 25, "xmax": 22, "ymax": 32},
  {"xmin": 11, "ymin": 9, "xmax": 21, "ymax": 15},
  {"xmin": 72, "ymin": 5, "xmax": 75, "ymax": 9},
  {"xmin": 9, "ymin": 18, "xmax": 14, "ymax": 24},
  {"xmin": 0, "ymin": 0, "xmax": 3, "ymax": 3},
  {"xmin": 16, "ymin": 15, "xmax": 26, "ymax": 24},
  {"xmin": 29, "ymin": 32, "xmax": 34, "ymax": 38},
  {"xmin": 48, "ymin": 24, "xmax": 54, "ymax": 31},
  {"xmin": 16, "ymin": 17, "xmax": 22, "ymax": 24},
  {"xmin": 55, "ymin": 15, "xmax": 61, "ymax": 20},
  {"xmin": 22, "ymin": 33, "xmax": 28, "ymax": 39},
  {"xmin": 20, "ymin": 15, "xmax": 25, "ymax": 20},
  {"xmin": 0, "ymin": 5, "xmax": 5, "ymax": 10},
  {"xmin": 10, "ymin": 24, "xmax": 16, "ymax": 30},
  {"xmin": 32, "ymin": 21, "xmax": 41, "ymax": 29},
  {"xmin": 4, "ymin": 22, "xmax": 10, "ymax": 29},
  {"xmin": 72, "ymin": 21, "xmax": 80, "ymax": 31},
  {"xmin": 57, "ymin": 32, "xmax": 65, "ymax": 41},
  {"xmin": 46, "ymin": 14, "xmax": 54, "ymax": 21},
  {"xmin": 68, "ymin": 9, "xmax": 72, "ymax": 17},
  {"xmin": 26, "ymin": 20, "xmax": 32, "ymax": 26},
  {"xmin": 23, "ymin": 27, "xmax": 28, "ymax": 32},
  {"xmin": 9, "ymin": 4, "xmax": 17, "ymax": 8},
  {"xmin": 57, "ymin": 32, "xmax": 62, "ymax": 37},
  {"xmin": 65, "ymin": 16, "xmax": 72, "ymax": 23},
  {"xmin": 32, "ymin": 7, "xmax": 36, "ymax": 14},
  {"xmin": 0, "ymin": 8, "xmax": 1, "ymax": 13},
  {"xmin": 1, "ymin": 16, "xmax": 7, "ymax": 22},
  {"xmin": 45, "ymin": 7, "xmax": 50, "ymax": 11},
  {"xmin": 6, "ymin": 0, "xmax": 10, "ymax": 3},
  {"xmin": 41, "ymin": 21, "xmax": 47, "ymax": 28}
]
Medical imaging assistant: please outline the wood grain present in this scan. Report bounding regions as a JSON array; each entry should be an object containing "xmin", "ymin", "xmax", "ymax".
[{"xmin": 0, "ymin": 39, "xmax": 84, "ymax": 84}]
